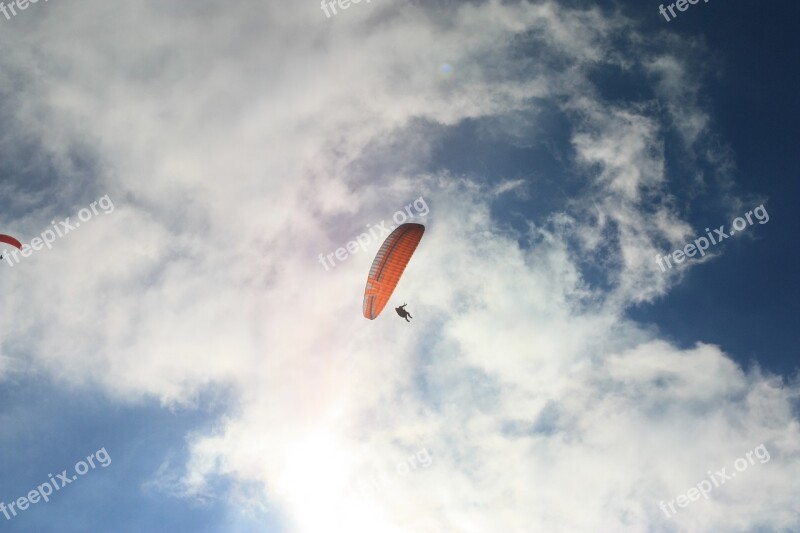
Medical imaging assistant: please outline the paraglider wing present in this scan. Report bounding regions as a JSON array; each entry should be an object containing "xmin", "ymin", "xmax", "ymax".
[
  {"xmin": 0, "ymin": 234, "xmax": 22, "ymax": 249},
  {"xmin": 363, "ymin": 223, "xmax": 425, "ymax": 320}
]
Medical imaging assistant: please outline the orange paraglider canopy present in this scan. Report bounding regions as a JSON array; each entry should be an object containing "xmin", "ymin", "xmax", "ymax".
[
  {"xmin": 0, "ymin": 234, "xmax": 22, "ymax": 249},
  {"xmin": 363, "ymin": 223, "xmax": 425, "ymax": 320}
]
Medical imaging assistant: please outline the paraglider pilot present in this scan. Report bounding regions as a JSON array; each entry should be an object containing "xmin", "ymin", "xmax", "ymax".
[{"xmin": 395, "ymin": 303, "xmax": 413, "ymax": 322}]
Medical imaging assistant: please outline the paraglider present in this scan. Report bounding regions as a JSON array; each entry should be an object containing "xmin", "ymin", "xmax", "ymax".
[
  {"xmin": 362, "ymin": 223, "xmax": 424, "ymax": 320},
  {"xmin": 0, "ymin": 234, "xmax": 22, "ymax": 261},
  {"xmin": 0, "ymin": 234, "xmax": 22, "ymax": 250},
  {"xmin": 395, "ymin": 303, "xmax": 413, "ymax": 322}
]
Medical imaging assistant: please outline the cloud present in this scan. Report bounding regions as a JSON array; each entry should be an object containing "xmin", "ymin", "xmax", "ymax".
[{"xmin": 0, "ymin": 1, "xmax": 797, "ymax": 532}]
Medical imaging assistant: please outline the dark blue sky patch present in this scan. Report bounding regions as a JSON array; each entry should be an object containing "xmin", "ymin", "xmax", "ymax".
[{"xmin": 626, "ymin": 0, "xmax": 800, "ymax": 377}]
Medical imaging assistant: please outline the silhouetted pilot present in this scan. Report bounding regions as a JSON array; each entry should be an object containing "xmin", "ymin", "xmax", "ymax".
[{"xmin": 395, "ymin": 303, "xmax": 413, "ymax": 322}]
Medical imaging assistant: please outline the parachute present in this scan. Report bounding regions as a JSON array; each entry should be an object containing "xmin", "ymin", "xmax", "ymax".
[
  {"xmin": 363, "ymin": 223, "xmax": 425, "ymax": 320},
  {"xmin": 0, "ymin": 234, "xmax": 22, "ymax": 249}
]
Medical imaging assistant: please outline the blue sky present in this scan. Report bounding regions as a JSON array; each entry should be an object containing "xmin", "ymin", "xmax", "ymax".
[
  {"xmin": 628, "ymin": 0, "xmax": 800, "ymax": 377},
  {"xmin": 0, "ymin": 378, "xmax": 279, "ymax": 532},
  {"xmin": 1, "ymin": 1, "xmax": 798, "ymax": 532}
]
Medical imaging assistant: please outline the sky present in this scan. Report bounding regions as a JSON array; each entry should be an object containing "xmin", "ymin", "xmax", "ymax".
[{"xmin": 0, "ymin": 1, "xmax": 798, "ymax": 532}]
